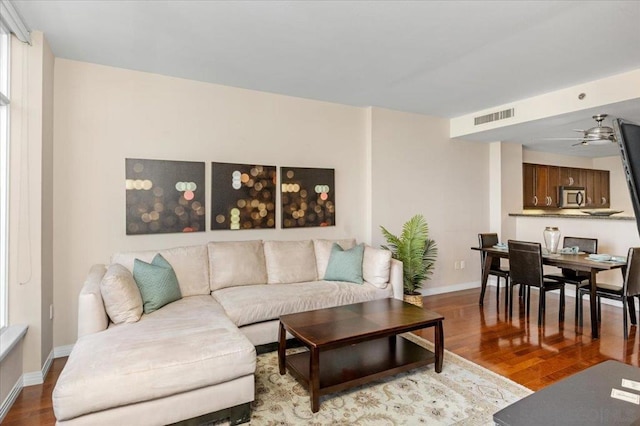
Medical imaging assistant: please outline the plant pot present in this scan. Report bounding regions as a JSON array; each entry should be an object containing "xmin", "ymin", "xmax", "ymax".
[{"xmin": 403, "ymin": 293, "xmax": 423, "ymax": 307}]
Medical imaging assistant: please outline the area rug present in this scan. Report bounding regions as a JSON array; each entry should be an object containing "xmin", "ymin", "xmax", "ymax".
[{"xmin": 234, "ymin": 333, "xmax": 531, "ymax": 425}]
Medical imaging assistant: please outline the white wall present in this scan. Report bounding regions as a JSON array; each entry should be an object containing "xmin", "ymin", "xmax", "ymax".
[
  {"xmin": 369, "ymin": 107, "xmax": 490, "ymax": 293},
  {"xmin": 53, "ymin": 59, "xmax": 370, "ymax": 347}
]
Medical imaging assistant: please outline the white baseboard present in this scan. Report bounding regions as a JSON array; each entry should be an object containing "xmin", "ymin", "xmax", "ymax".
[
  {"xmin": 0, "ymin": 376, "xmax": 22, "ymax": 423},
  {"xmin": 22, "ymin": 348, "xmax": 54, "ymax": 387},
  {"xmin": 54, "ymin": 344, "xmax": 74, "ymax": 358},
  {"xmin": 422, "ymin": 281, "xmax": 481, "ymax": 296}
]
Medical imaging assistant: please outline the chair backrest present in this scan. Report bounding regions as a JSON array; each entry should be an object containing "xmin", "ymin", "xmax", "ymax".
[
  {"xmin": 562, "ymin": 236, "xmax": 598, "ymax": 278},
  {"xmin": 563, "ymin": 236, "xmax": 598, "ymax": 254},
  {"xmin": 624, "ymin": 247, "xmax": 640, "ymax": 297},
  {"xmin": 508, "ymin": 240, "xmax": 544, "ymax": 288},
  {"xmin": 478, "ymin": 233, "xmax": 501, "ymax": 271}
]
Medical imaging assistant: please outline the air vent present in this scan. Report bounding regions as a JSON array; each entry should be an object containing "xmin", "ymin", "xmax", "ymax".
[{"xmin": 474, "ymin": 108, "xmax": 515, "ymax": 126}]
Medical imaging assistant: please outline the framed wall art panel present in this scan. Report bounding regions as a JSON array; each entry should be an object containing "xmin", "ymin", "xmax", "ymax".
[
  {"xmin": 125, "ymin": 158, "xmax": 205, "ymax": 235},
  {"xmin": 211, "ymin": 162, "xmax": 277, "ymax": 230},
  {"xmin": 281, "ymin": 167, "xmax": 335, "ymax": 228}
]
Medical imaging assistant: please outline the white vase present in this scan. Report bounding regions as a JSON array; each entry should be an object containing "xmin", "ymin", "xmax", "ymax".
[{"xmin": 543, "ymin": 226, "xmax": 561, "ymax": 254}]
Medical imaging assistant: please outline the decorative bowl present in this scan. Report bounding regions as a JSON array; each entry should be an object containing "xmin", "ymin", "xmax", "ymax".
[{"xmin": 581, "ymin": 210, "xmax": 623, "ymax": 217}]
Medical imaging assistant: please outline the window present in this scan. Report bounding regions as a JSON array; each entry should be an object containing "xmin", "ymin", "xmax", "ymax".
[{"xmin": 0, "ymin": 20, "xmax": 9, "ymax": 330}]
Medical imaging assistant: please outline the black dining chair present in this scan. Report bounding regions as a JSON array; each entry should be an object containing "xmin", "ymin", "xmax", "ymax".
[
  {"xmin": 478, "ymin": 233, "xmax": 510, "ymax": 305},
  {"xmin": 508, "ymin": 240, "xmax": 566, "ymax": 325},
  {"xmin": 544, "ymin": 237, "xmax": 598, "ymax": 321},
  {"xmin": 578, "ymin": 247, "xmax": 640, "ymax": 339}
]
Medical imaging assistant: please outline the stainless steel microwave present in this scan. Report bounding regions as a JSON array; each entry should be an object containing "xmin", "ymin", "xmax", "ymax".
[{"xmin": 559, "ymin": 186, "xmax": 586, "ymax": 208}]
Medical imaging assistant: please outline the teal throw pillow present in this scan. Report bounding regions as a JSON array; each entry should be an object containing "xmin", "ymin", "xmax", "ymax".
[
  {"xmin": 324, "ymin": 243, "xmax": 365, "ymax": 284},
  {"xmin": 133, "ymin": 254, "xmax": 182, "ymax": 314}
]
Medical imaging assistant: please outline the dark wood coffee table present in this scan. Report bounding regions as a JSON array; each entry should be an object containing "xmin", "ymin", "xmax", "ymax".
[{"xmin": 278, "ymin": 298, "xmax": 444, "ymax": 412}]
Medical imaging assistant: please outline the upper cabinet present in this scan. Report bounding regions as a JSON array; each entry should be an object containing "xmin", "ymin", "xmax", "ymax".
[
  {"xmin": 523, "ymin": 164, "xmax": 559, "ymax": 208},
  {"xmin": 559, "ymin": 167, "xmax": 585, "ymax": 188},
  {"xmin": 523, "ymin": 163, "xmax": 610, "ymax": 209},
  {"xmin": 584, "ymin": 169, "xmax": 610, "ymax": 208}
]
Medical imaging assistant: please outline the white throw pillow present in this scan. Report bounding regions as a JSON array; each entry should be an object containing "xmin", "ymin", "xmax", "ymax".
[
  {"xmin": 111, "ymin": 244, "xmax": 210, "ymax": 297},
  {"xmin": 208, "ymin": 240, "xmax": 268, "ymax": 290},
  {"xmin": 264, "ymin": 240, "xmax": 318, "ymax": 284},
  {"xmin": 363, "ymin": 246, "xmax": 392, "ymax": 288},
  {"xmin": 313, "ymin": 239, "xmax": 356, "ymax": 279},
  {"xmin": 100, "ymin": 263, "xmax": 143, "ymax": 324}
]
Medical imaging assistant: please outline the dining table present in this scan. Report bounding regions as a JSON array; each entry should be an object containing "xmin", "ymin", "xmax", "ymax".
[{"xmin": 471, "ymin": 245, "xmax": 627, "ymax": 339}]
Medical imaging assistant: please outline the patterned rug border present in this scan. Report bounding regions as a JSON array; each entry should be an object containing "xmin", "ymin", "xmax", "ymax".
[{"xmin": 402, "ymin": 332, "xmax": 532, "ymax": 394}]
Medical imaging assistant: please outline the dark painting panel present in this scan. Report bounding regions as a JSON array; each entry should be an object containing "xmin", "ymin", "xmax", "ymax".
[
  {"xmin": 125, "ymin": 159, "xmax": 205, "ymax": 235},
  {"xmin": 281, "ymin": 167, "xmax": 335, "ymax": 228},
  {"xmin": 211, "ymin": 162, "xmax": 277, "ymax": 230}
]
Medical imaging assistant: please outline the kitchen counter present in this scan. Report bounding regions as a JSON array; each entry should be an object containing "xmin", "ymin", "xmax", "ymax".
[{"xmin": 509, "ymin": 212, "xmax": 635, "ymax": 221}]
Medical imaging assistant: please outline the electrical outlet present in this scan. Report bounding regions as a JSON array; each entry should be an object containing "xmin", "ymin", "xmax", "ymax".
[{"xmin": 49, "ymin": 304, "xmax": 54, "ymax": 320}]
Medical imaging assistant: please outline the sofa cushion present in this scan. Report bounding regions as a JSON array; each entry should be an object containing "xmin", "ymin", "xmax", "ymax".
[
  {"xmin": 111, "ymin": 245, "xmax": 210, "ymax": 297},
  {"xmin": 212, "ymin": 281, "xmax": 393, "ymax": 327},
  {"xmin": 313, "ymin": 239, "xmax": 356, "ymax": 279},
  {"xmin": 264, "ymin": 240, "xmax": 317, "ymax": 284},
  {"xmin": 324, "ymin": 243, "xmax": 365, "ymax": 284},
  {"xmin": 133, "ymin": 254, "xmax": 182, "ymax": 314},
  {"xmin": 208, "ymin": 240, "xmax": 267, "ymax": 290},
  {"xmin": 363, "ymin": 246, "xmax": 393, "ymax": 288},
  {"xmin": 53, "ymin": 296, "xmax": 256, "ymax": 422},
  {"xmin": 100, "ymin": 263, "xmax": 143, "ymax": 324}
]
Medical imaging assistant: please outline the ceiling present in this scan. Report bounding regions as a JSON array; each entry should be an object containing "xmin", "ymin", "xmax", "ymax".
[{"xmin": 13, "ymin": 0, "xmax": 640, "ymax": 157}]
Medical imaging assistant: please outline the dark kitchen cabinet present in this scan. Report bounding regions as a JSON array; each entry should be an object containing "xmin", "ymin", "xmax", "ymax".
[
  {"xmin": 523, "ymin": 164, "xmax": 610, "ymax": 209},
  {"xmin": 583, "ymin": 169, "xmax": 610, "ymax": 208},
  {"xmin": 523, "ymin": 163, "xmax": 559, "ymax": 208},
  {"xmin": 559, "ymin": 167, "xmax": 585, "ymax": 187}
]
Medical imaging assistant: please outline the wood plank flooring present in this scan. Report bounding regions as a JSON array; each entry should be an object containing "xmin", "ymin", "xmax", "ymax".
[{"xmin": 5, "ymin": 287, "xmax": 640, "ymax": 424}]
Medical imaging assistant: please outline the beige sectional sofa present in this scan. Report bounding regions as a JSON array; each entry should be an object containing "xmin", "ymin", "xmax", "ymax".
[{"xmin": 53, "ymin": 239, "xmax": 402, "ymax": 425}]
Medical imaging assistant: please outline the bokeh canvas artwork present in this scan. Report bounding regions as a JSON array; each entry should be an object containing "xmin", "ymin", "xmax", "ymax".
[
  {"xmin": 211, "ymin": 162, "xmax": 277, "ymax": 230},
  {"xmin": 281, "ymin": 167, "xmax": 335, "ymax": 228},
  {"xmin": 125, "ymin": 159, "xmax": 206, "ymax": 235}
]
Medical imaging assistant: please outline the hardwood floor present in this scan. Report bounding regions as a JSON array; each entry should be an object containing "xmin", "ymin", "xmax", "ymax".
[{"xmin": 5, "ymin": 287, "xmax": 640, "ymax": 423}]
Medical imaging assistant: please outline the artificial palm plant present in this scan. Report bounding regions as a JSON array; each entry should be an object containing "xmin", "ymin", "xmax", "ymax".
[{"xmin": 380, "ymin": 214, "xmax": 438, "ymax": 297}]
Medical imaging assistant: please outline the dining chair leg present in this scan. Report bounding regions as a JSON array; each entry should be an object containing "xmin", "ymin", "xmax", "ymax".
[
  {"xmin": 623, "ymin": 297, "xmax": 629, "ymax": 340},
  {"xmin": 628, "ymin": 296, "xmax": 637, "ymax": 325},
  {"xmin": 578, "ymin": 291, "xmax": 584, "ymax": 327},
  {"xmin": 538, "ymin": 290, "xmax": 545, "ymax": 326},
  {"xmin": 559, "ymin": 286, "xmax": 565, "ymax": 322},
  {"xmin": 597, "ymin": 296, "xmax": 602, "ymax": 322},
  {"xmin": 508, "ymin": 283, "xmax": 514, "ymax": 318},
  {"xmin": 574, "ymin": 284, "xmax": 582, "ymax": 323},
  {"xmin": 526, "ymin": 286, "xmax": 531, "ymax": 317},
  {"xmin": 496, "ymin": 277, "xmax": 500, "ymax": 305}
]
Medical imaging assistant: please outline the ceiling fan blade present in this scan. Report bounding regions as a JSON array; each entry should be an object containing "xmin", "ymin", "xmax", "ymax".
[{"xmin": 542, "ymin": 137, "xmax": 584, "ymax": 141}]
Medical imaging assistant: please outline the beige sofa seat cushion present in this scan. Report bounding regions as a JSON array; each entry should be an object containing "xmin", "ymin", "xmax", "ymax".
[
  {"xmin": 313, "ymin": 239, "xmax": 356, "ymax": 279},
  {"xmin": 208, "ymin": 240, "xmax": 267, "ymax": 290},
  {"xmin": 111, "ymin": 245, "xmax": 210, "ymax": 297},
  {"xmin": 53, "ymin": 296, "xmax": 255, "ymax": 422},
  {"xmin": 213, "ymin": 281, "xmax": 393, "ymax": 327},
  {"xmin": 264, "ymin": 240, "xmax": 318, "ymax": 284},
  {"xmin": 100, "ymin": 263, "xmax": 143, "ymax": 324},
  {"xmin": 363, "ymin": 246, "xmax": 393, "ymax": 288}
]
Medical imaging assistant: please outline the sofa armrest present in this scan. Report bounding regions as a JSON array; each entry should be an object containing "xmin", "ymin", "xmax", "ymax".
[
  {"xmin": 78, "ymin": 264, "xmax": 109, "ymax": 338},
  {"xmin": 389, "ymin": 258, "xmax": 403, "ymax": 300}
]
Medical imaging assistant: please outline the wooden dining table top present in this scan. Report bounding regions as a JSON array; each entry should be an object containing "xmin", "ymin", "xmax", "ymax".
[{"xmin": 472, "ymin": 246, "xmax": 627, "ymax": 272}]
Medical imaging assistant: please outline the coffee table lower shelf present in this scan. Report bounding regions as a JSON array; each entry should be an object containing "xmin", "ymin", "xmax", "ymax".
[{"xmin": 284, "ymin": 335, "xmax": 435, "ymax": 400}]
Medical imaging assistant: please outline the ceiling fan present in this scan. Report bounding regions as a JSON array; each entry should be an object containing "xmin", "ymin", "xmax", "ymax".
[{"xmin": 545, "ymin": 114, "xmax": 617, "ymax": 146}]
